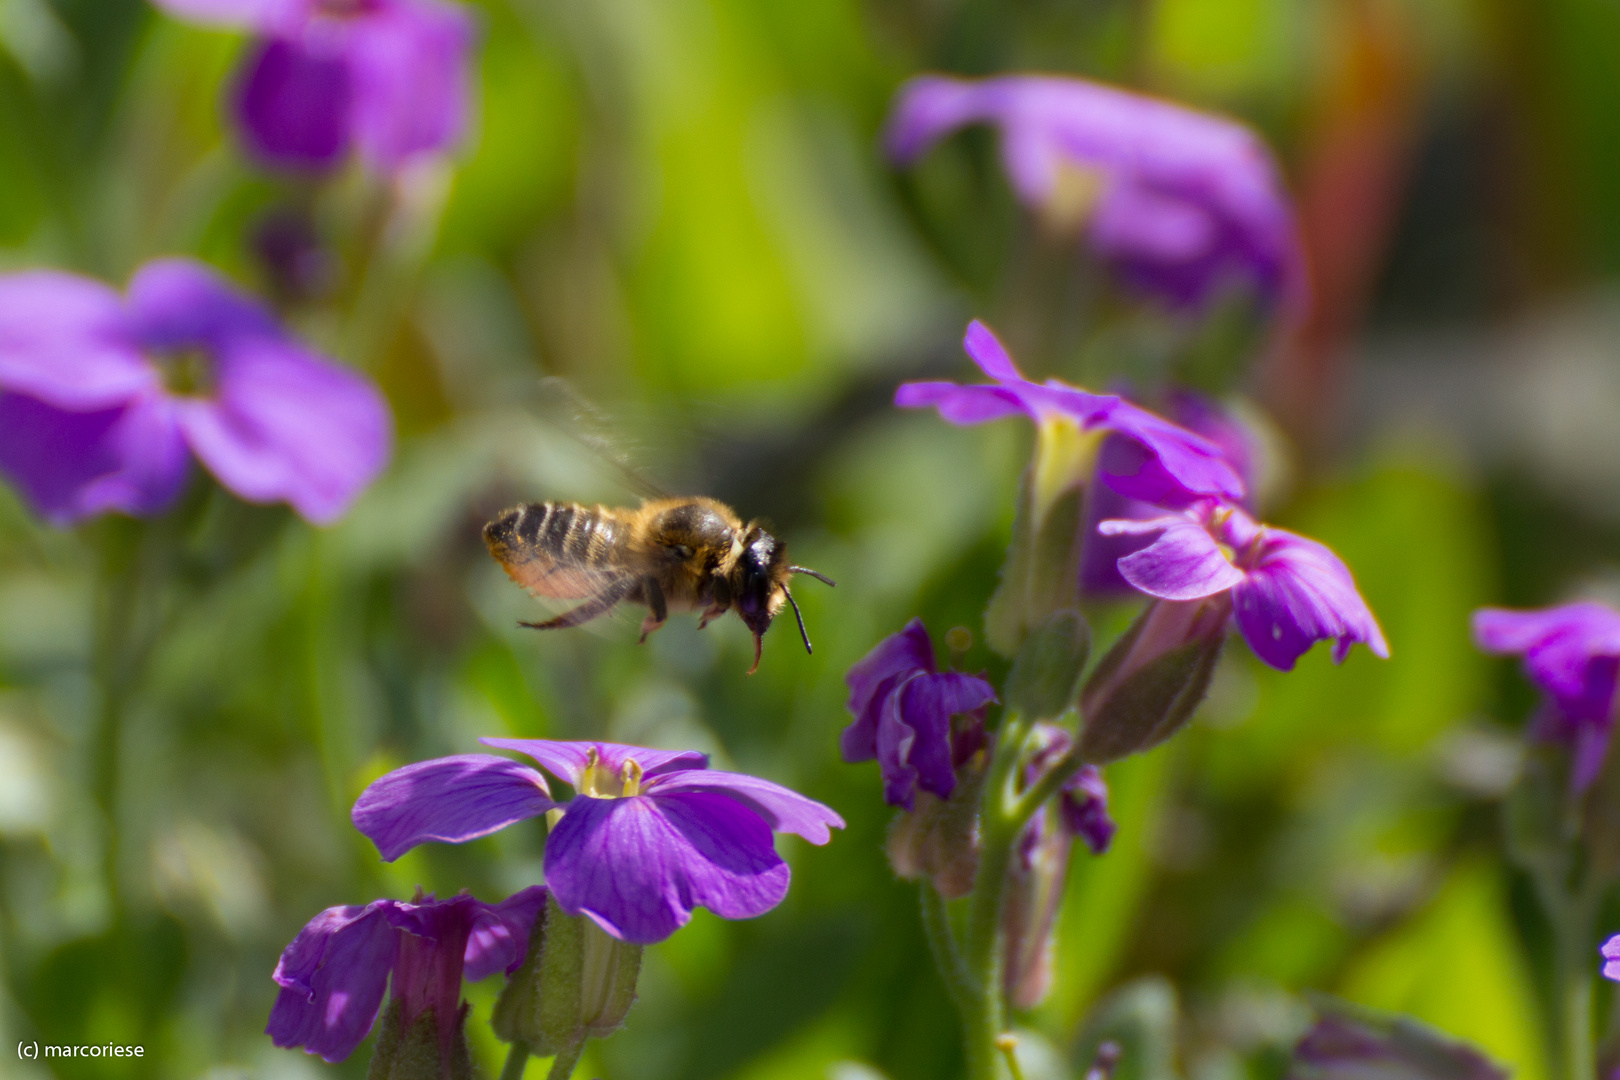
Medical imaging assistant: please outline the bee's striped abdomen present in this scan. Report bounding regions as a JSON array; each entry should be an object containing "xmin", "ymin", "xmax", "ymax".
[{"xmin": 484, "ymin": 502, "xmax": 629, "ymax": 600}]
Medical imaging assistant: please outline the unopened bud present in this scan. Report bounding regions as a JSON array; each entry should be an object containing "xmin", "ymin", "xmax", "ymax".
[
  {"xmin": 887, "ymin": 754, "xmax": 986, "ymax": 899},
  {"xmin": 1292, "ymin": 995, "xmax": 1507, "ymax": 1080},
  {"xmin": 1078, "ymin": 597, "xmax": 1228, "ymax": 763},
  {"xmin": 493, "ymin": 895, "xmax": 643, "ymax": 1055},
  {"xmin": 1005, "ymin": 610, "xmax": 1091, "ymax": 720}
]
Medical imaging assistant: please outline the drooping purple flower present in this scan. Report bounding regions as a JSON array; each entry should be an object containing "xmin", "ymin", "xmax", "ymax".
[
  {"xmin": 1473, "ymin": 602, "xmax": 1620, "ymax": 792},
  {"xmin": 1101, "ymin": 501, "xmax": 1387, "ymax": 671},
  {"xmin": 150, "ymin": 0, "xmax": 475, "ymax": 173},
  {"xmin": 1081, "ymin": 389, "xmax": 1259, "ymax": 595},
  {"xmin": 351, "ymin": 742, "xmax": 844, "ymax": 945},
  {"xmin": 267, "ymin": 886, "xmax": 546, "ymax": 1064},
  {"xmin": 841, "ymin": 618, "xmax": 998, "ymax": 810},
  {"xmin": 886, "ymin": 75, "xmax": 1305, "ymax": 313},
  {"xmin": 0, "ymin": 259, "xmax": 391, "ymax": 526},
  {"xmin": 896, "ymin": 321, "xmax": 1246, "ymax": 506}
]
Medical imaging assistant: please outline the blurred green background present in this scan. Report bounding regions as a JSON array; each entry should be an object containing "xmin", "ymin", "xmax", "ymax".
[{"xmin": 3, "ymin": 0, "xmax": 1620, "ymax": 1077}]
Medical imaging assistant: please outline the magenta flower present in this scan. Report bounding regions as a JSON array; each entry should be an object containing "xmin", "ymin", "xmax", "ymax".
[
  {"xmin": 151, "ymin": 0, "xmax": 474, "ymax": 173},
  {"xmin": 1101, "ymin": 501, "xmax": 1387, "ymax": 671},
  {"xmin": 841, "ymin": 618, "xmax": 998, "ymax": 810},
  {"xmin": 1603, "ymin": 934, "xmax": 1620, "ymax": 981},
  {"xmin": 886, "ymin": 75, "xmax": 1304, "ymax": 312},
  {"xmin": 896, "ymin": 321, "xmax": 1245, "ymax": 506},
  {"xmin": 351, "ymin": 742, "xmax": 844, "ymax": 945},
  {"xmin": 1081, "ymin": 390, "xmax": 1258, "ymax": 594},
  {"xmin": 0, "ymin": 259, "xmax": 391, "ymax": 526},
  {"xmin": 1473, "ymin": 602, "xmax": 1620, "ymax": 791},
  {"xmin": 267, "ymin": 886, "xmax": 546, "ymax": 1063}
]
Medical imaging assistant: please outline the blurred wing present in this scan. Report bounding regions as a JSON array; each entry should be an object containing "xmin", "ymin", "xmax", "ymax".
[{"xmin": 535, "ymin": 377, "xmax": 668, "ymax": 501}]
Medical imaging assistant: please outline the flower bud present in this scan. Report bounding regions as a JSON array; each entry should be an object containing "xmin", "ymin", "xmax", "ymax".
[
  {"xmin": 887, "ymin": 751, "xmax": 986, "ymax": 899},
  {"xmin": 1292, "ymin": 995, "xmax": 1506, "ymax": 1080},
  {"xmin": 493, "ymin": 895, "xmax": 643, "ymax": 1054},
  {"xmin": 1005, "ymin": 610, "xmax": 1091, "ymax": 720},
  {"xmin": 1078, "ymin": 596, "xmax": 1228, "ymax": 763}
]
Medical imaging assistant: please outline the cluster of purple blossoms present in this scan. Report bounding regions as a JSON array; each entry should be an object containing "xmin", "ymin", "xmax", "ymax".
[
  {"xmin": 886, "ymin": 75, "xmax": 1305, "ymax": 313},
  {"xmin": 899, "ymin": 320, "xmax": 1386, "ymax": 675},
  {"xmin": 352, "ymin": 739, "xmax": 844, "ymax": 944},
  {"xmin": 152, "ymin": 0, "xmax": 475, "ymax": 173},
  {"xmin": 269, "ymin": 886, "xmax": 546, "ymax": 1063},
  {"xmin": 0, "ymin": 259, "xmax": 391, "ymax": 526},
  {"xmin": 1474, "ymin": 602, "xmax": 1620, "ymax": 792}
]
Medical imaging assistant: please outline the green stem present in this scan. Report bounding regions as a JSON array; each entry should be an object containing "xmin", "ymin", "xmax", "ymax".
[
  {"xmin": 499, "ymin": 1041, "xmax": 530, "ymax": 1080},
  {"xmin": 545, "ymin": 1041, "xmax": 586, "ymax": 1080},
  {"xmin": 1554, "ymin": 891, "xmax": 1597, "ymax": 1080},
  {"xmin": 921, "ymin": 883, "xmax": 973, "ymax": 1014}
]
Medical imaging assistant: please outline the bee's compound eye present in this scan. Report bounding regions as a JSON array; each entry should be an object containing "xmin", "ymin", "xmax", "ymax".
[{"xmin": 672, "ymin": 544, "xmax": 694, "ymax": 560}]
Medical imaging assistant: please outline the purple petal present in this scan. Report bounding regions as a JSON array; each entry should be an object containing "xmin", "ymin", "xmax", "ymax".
[
  {"xmin": 1166, "ymin": 390, "xmax": 1256, "ymax": 506},
  {"xmin": 267, "ymin": 900, "xmax": 401, "ymax": 1062},
  {"xmin": 643, "ymin": 770, "xmax": 844, "ymax": 844},
  {"xmin": 234, "ymin": 36, "xmax": 353, "ymax": 171},
  {"xmin": 463, "ymin": 885, "xmax": 548, "ymax": 981},
  {"xmin": 149, "ymin": 0, "xmax": 303, "ymax": 29},
  {"xmin": 1473, "ymin": 604, "xmax": 1620, "ymax": 719},
  {"xmin": 875, "ymin": 674, "xmax": 926, "ymax": 810},
  {"xmin": 480, "ymin": 739, "xmax": 710, "ymax": 786},
  {"xmin": 899, "ymin": 671, "xmax": 997, "ymax": 800},
  {"xmin": 1078, "ymin": 439, "xmax": 1162, "ymax": 594},
  {"xmin": 1603, "ymin": 934, "xmax": 1620, "ymax": 981},
  {"xmin": 962, "ymin": 319, "xmax": 1024, "ymax": 382},
  {"xmin": 0, "ymin": 392, "xmax": 188, "ymax": 526},
  {"xmin": 1060, "ymin": 766, "xmax": 1115, "ymax": 855},
  {"xmin": 0, "ymin": 271, "xmax": 154, "ymax": 410},
  {"xmin": 884, "ymin": 74, "xmax": 999, "ymax": 164},
  {"xmin": 1231, "ymin": 527, "xmax": 1388, "ymax": 671},
  {"xmin": 125, "ymin": 258, "xmax": 281, "ymax": 352},
  {"xmin": 1106, "ymin": 515, "xmax": 1243, "ymax": 601},
  {"xmin": 352, "ymin": 754, "xmax": 554, "ymax": 862},
  {"xmin": 545, "ymin": 793, "xmax": 790, "ymax": 944},
  {"xmin": 839, "ymin": 669, "xmax": 906, "ymax": 764},
  {"xmin": 345, "ymin": 0, "xmax": 475, "ymax": 170},
  {"xmin": 893, "ymin": 381, "xmax": 1029, "ymax": 425},
  {"xmin": 1097, "ymin": 400, "xmax": 1246, "ymax": 504},
  {"xmin": 174, "ymin": 335, "xmax": 392, "ymax": 525},
  {"xmin": 844, "ymin": 619, "xmax": 935, "ymax": 735}
]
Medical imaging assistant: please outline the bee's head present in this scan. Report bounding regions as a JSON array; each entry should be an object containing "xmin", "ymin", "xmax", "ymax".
[{"xmin": 732, "ymin": 523, "xmax": 836, "ymax": 674}]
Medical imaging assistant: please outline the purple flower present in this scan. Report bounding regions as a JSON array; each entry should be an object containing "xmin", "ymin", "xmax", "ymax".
[
  {"xmin": 0, "ymin": 259, "xmax": 391, "ymax": 526},
  {"xmin": 267, "ymin": 886, "xmax": 546, "ymax": 1063},
  {"xmin": 1081, "ymin": 389, "xmax": 1258, "ymax": 595},
  {"xmin": 351, "ymin": 742, "xmax": 844, "ymax": 945},
  {"xmin": 1101, "ymin": 501, "xmax": 1387, "ymax": 671},
  {"xmin": 841, "ymin": 618, "xmax": 998, "ymax": 810},
  {"xmin": 898, "ymin": 322, "xmax": 1245, "ymax": 507},
  {"xmin": 885, "ymin": 75, "xmax": 1305, "ymax": 312},
  {"xmin": 151, "ymin": 0, "xmax": 475, "ymax": 173},
  {"xmin": 1603, "ymin": 934, "xmax": 1620, "ymax": 981},
  {"xmin": 1473, "ymin": 602, "xmax": 1620, "ymax": 791}
]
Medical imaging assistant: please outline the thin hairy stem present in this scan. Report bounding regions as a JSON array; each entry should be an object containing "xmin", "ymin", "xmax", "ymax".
[
  {"xmin": 920, "ymin": 883, "xmax": 973, "ymax": 1014},
  {"xmin": 545, "ymin": 1041, "xmax": 586, "ymax": 1080},
  {"xmin": 499, "ymin": 1041, "xmax": 530, "ymax": 1080}
]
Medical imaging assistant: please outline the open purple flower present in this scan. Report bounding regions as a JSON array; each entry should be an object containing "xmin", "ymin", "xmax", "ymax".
[
  {"xmin": 0, "ymin": 259, "xmax": 391, "ymax": 526},
  {"xmin": 886, "ymin": 75, "xmax": 1304, "ymax": 312},
  {"xmin": 841, "ymin": 618, "xmax": 998, "ymax": 810},
  {"xmin": 352, "ymin": 742, "xmax": 844, "ymax": 945},
  {"xmin": 268, "ymin": 886, "xmax": 546, "ymax": 1064},
  {"xmin": 151, "ymin": 0, "xmax": 474, "ymax": 173},
  {"xmin": 1473, "ymin": 602, "xmax": 1620, "ymax": 791},
  {"xmin": 896, "ymin": 321, "xmax": 1245, "ymax": 506},
  {"xmin": 1100, "ymin": 501, "xmax": 1387, "ymax": 671}
]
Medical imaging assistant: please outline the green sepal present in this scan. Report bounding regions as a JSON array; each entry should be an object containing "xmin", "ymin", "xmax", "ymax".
[
  {"xmin": 985, "ymin": 471, "xmax": 1084, "ymax": 657},
  {"xmin": 492, "ymin": 894, "xmax": 642, "ymax": 1054},
  {"xmin": 1004, "ymin": 609, "xmax": 1090, "ymax": 720},
  {"xmin": 367, "ymin": 999, "xmax": 475, "ymax": 1080},
  {"xmin": 1078, "ymin": 619, "xmax": 1222, "ymax": 764}
]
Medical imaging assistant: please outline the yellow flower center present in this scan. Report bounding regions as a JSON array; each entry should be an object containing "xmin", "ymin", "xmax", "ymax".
[
  {"xmin": 1032, "ymin": 416, "xmax": 1103, "ymax": 528},
  {"xmin": 579, "ymin": 748, "xmax": 643, "ymax": 799},
  {"xmin": 1039, "ymin": 161, "xmax": 1108, "ymax": 236},
  {"xmin": 155, "ymin": 348, "xmax": 214, "ymax": 398}
]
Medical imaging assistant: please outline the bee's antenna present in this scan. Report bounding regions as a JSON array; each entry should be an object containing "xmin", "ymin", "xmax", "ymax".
[
  {"xmin": 784, "ymin": 589, "xmax": 813, "ymax": 654},
  {"xmin": 789, "ymin": 566, "xmax": 836, "ymax": 587}
]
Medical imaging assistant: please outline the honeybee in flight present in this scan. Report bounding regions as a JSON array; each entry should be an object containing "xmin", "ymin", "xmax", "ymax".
[{"xmin": 483, "ymin": 497, "xmax": 835, "ymax": 673}]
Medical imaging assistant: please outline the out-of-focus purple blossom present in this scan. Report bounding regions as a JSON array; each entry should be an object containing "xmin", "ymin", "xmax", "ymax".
[
  {"xmin": 267, "ymin": 886, "xmax": 546, "ymax": 1064},
  {"xmin": 885, "ymin": 75, "xmax": 1305, "ymax": 313},
  {"xmin": 1081, "ymin": 390, "xmax": 1258, "ymax": 595},
  {"xmin": 1101, "ymin": 501, "xmax": 1387, "ymax": 671},
  {"xmin": 1474, "ymin": 602, "xmax": 1620, "ymax": 792},
  {"xmin": 351, "ymin": 742, "xmax": 843, "ymax": 945},
  {"xmin": 896, "ymin": 321, "xmax": 1246, "ymax": 507},
  {"xmin": 1061, "ymin": 764, "xmax": 1115, "ymax": 854},
  {"xmin": 151, "ymin": 0, "xmax": 475, "ymax": 173},
  {"xmin": 253, "ymin": 206, "xmax": 341, "ymax": 302},
  {"xmin": 1291, "ymin": 999, "xmax": 1508, "ymax": 1080},
  {"xmin": 1603, "ymin": 934, "xmax": 1620, "ymax": 981},
  {"xmin": 0, "ymin": 259, "xmax": 391, "ymax": 526},
  {"xmin": 841, "ymin": 618, "xmax": 998, "ymax": 810}
]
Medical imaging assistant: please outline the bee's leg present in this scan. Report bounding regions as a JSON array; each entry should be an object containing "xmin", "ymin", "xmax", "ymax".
[
  {"xmin": 520, "ymin": 581, "xmax": 631, "ymax": 631},
  {"xmin": 638, "ymin": 577, "xmax": 668, "ymax": 644},
  {"xmin": 696, "ymin": 603, "xmax": 728, "ymax": 630}
]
